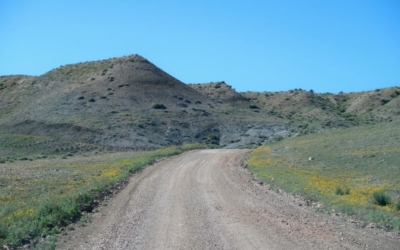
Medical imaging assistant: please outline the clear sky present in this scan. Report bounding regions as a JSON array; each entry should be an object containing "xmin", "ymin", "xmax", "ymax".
[{"xmin": 1, "ymin": 1, "xmax": 399, "ymax": 93}]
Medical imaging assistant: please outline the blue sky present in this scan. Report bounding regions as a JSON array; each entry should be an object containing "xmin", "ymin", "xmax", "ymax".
[{"xmin": 0, "ymin": 1, "xmax": 399, "ymax": 93}]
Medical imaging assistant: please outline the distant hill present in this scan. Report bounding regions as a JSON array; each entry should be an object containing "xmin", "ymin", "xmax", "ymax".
[
  {"xmin": 191, "ymin": 83, "xmax": 400, "ymax": 134},
  {"xmin": 0, "ymin": 54, "xmax": 399, "ymax": 159}
]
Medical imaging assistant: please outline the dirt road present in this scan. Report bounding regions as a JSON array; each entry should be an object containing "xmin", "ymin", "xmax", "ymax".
[{"xmin": 57, "ymin": 149, "xmax": 399, "ymax": 250}]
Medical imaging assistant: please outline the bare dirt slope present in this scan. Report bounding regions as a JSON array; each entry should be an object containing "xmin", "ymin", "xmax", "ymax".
[{"xmin": 57, "ymin": 150, "xmax": 399, "ymax": 250}]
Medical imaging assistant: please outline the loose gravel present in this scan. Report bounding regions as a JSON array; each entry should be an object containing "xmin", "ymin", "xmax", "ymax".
[{"xmin": 57, "ymin": 149, "xmax": 400, "ymax": 250}]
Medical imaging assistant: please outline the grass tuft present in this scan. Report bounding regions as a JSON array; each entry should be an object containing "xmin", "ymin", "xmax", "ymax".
[{"xmin": 336, "ymin": 187, "xmax": 350, "ymax": 196}]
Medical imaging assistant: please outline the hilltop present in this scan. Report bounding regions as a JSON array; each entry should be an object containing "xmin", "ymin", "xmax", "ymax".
[{"xmin": 0, "ymin": 54, "xmax": 399, "ymax": 160}]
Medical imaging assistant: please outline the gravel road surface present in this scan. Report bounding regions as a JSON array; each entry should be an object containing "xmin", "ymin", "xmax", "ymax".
[{"xmin": 57, "ymin": 149, "xmax": 399, "ymax": 250}]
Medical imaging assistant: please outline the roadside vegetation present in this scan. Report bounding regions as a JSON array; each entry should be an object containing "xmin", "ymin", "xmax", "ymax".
[
  {"xmin": 248, "ymin": 120, "xmax": 400, "ymax": 231},
  {"xmin": 0, "ymin": 144, "xmax": 206, "ymax": 249}
]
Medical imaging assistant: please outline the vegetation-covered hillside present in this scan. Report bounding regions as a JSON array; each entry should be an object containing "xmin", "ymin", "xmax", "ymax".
[{"xmin": 248, "ymin": 120, "xmax": 400, "ymax": 230}]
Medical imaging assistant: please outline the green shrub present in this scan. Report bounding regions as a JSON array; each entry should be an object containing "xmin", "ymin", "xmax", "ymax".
[
  {"xmin": 152, "ymin": 103, "xmax": 166, "ymax": 109},
  {"xmin": 335, "ymin": 187, "xmax": 344, "ymax": 195},
  {"xmin": 38, "ymin": 198, "xmax": 79, "ymax": 228},
  {"xmin": 373, "ymin": 191, "xmax": 391, "ymax": 206},
  {"xmin": 77, "ymin": 96, "xmax": 85, "ymax": 100},
  {"xmin": 391, "ymin": 90, "xmax": 400, "ymax": 98},
  {"xmin": 88, "ymin": 98, "xmax": 96, "ymax": 102},
  {"xmin": 249, "ymin": 105, "xmax": 259, "ymax": 109},
  {"xmin": 380, "ymin": 99, "xmax": 390, "ymax": 105},
  {"xmin": 335, "ymin": 187, "xmax": 350, "ymax": 196},
  {"xmin": 396, "ymin": 200, "xmax": 400, "ymax": 211},
  {"xmin": 207, "ymin": 134, "xmax": 219, "ymax": 141}
]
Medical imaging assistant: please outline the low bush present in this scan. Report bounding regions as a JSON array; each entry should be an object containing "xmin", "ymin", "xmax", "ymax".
[
  {"xmin": 380, "ymin": 99, "xmax": 390, "ymax": 105},
  {"xmin": 372, "ymin": 191, "xmax": 391, "ymax": 206},
  {"xmin": 335, "ymin": 187, "xmax": 344, "ymax": 195},
  {"xmin": 152, "ymin": 103, "xmax": 166, "ymax": 109},
  {"xmin": 249, "ymin": 105, "xmax": 259, "ymax": 109}
]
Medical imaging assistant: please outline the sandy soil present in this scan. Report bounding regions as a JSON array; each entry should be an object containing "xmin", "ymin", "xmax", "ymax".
[{"xmin": 57, "ymin": 149, "xmax": 399, "ymax": 250}]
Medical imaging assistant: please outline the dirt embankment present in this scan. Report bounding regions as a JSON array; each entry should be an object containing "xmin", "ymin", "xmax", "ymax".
[{"xmin": 57, "ymin": 150, "xmax": 399, "ymax": 250}]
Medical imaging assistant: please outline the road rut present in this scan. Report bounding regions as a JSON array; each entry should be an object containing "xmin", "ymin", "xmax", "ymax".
[{"xmin": 57, "ymin": 149, "xmax": 399, "ymax": 249}]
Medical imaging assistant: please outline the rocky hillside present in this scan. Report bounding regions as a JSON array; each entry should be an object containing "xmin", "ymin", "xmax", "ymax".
[
  {"xmin": 0, "ymin": 55, "xmax": 294, "ymax": 159},
  {"xmin": 1, "ymin": 54, "xmax": 398, "ymax": 159}
]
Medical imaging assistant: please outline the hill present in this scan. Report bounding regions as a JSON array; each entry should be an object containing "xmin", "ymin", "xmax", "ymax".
[
  {"xmin": 1, "ymin": 54, "xmax": 399, "ymax": 160},
  {"xmin": 191, "ymin": 83, "xmax": 400, "ymax": 134},
  {"xmin": 0, "ymin": 55, "xmax": 295, "ymax": 160}
]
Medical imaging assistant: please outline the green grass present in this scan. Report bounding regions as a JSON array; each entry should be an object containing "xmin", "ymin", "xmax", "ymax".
[
  {"xmin": 248, "ymin": 120, "xmax": 400, "ymax": 231},
  {"xmin": 0, "ymin": 143, "xmax": 206, "ymax": 248}
]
